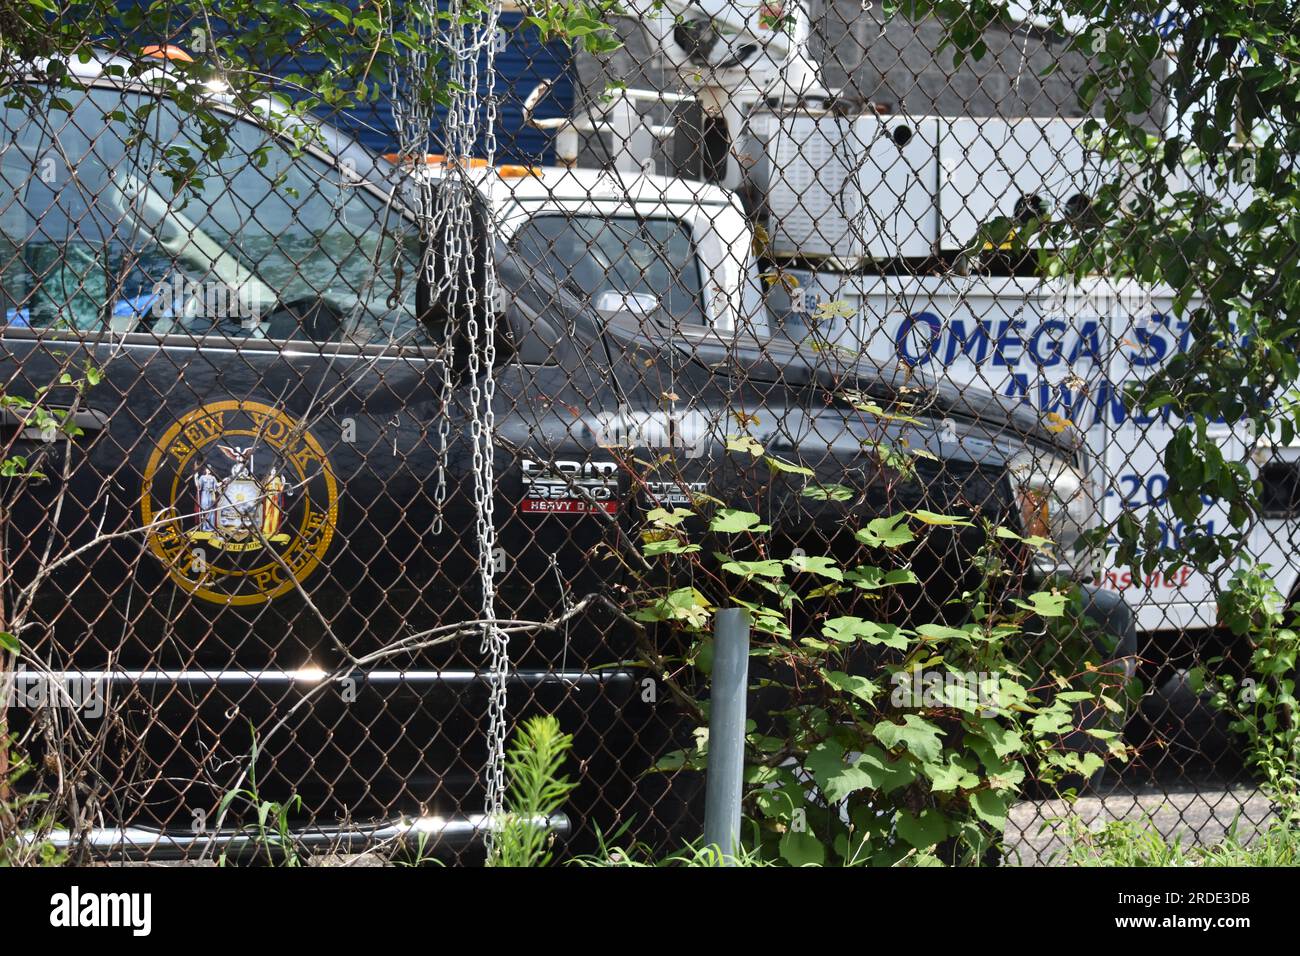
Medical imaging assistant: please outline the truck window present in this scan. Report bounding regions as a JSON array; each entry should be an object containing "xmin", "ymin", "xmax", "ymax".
[
  {"xmin": 0, "ymin": 87, "xmax": 422, "ymax": 345},
  {"xmin": 510, "ymin": 214, "xmax": 707, "ymax": 329}
]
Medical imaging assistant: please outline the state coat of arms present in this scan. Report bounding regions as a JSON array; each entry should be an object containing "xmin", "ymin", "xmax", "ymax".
[{"xmin": 141, "ymin": 400, "xmax": 339, "ymax": 605}]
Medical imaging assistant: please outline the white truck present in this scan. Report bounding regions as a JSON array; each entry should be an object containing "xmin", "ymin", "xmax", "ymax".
[
  {"xmin": 777, "ymin": 269, "xmax": 1261, "ymax": 637},
  {"xmin": 737, "ymin": 105, "xmax": 1265, "ymax": 639},
  {"xmin": 500, "ymin": 3, "xmax": 1295, "ymax": 659}
]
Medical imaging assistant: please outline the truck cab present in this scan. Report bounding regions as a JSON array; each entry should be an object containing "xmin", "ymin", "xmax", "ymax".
[{"xmin": 402, "ymin": 159, "xmax": 768, "ymax": 334}]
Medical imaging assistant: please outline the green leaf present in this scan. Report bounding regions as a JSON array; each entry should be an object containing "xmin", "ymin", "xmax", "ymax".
[
  {"xmin": 778, "ymin": 828, "xmax": 825, "ymax": 866},
  {"xmin": 821, "ymin": 669, "xmax": 878, "ymax": 703},
  {"xmin": 845, "ymin": 392, "xmax": 923, "ymax": 425},
  {"xmin": 970, "ymin": 789, "xmax": 1011, "ymax": 826},
  {"xmin": 909, "ymin": 509, "xmax": 974, "ymax": 527},
  {"xmin": 823, "ymin": 616, "xmax": 909, "ymax": 649},
  {"xmin": 1014, "ymin": 591, "xmax": 1069, "ymax": 618},
  {"xmin": 806, "ymin": 741, "xmax": 873, "ymax": 803},
  {"xmin": 915, "ymin": 622, "xmax": 978, "ymax": 642},
  {"xmin": 1084, "ymin": 728, "xmax": 1120, "ymax": 739},
  {"xmin": 645, "ymin": 507, "xmax": 692, "ymax": 528},
  {"xmin": 856, "ymin": 746, "xmax": 917, "ymax": 793},
  {"xmin": 806, "ymin": 740, "xmax": 912, "ymax": 801},
  {"xmin": 718, "ymin": 557, "xmax": 785, "ymax": 579},
  {"xmin": 708, "ymin": 509, "xmax": 769, "ymax": 533},
  {"xmin": 994, "ymin": 526, "xmax": 1052, "ymax": 550},
  {"xmin": 968, "ymin": 719, "xmax": 1024, "ymax": 761},
  {"xmin": 641, "ymin": 537, "xmax": 700, "ymax": 556},
  {"xmin": 1055, "ymin": 691, "xmax": 1096, "ymax": 703},
  {"xmin": 0, "ymin": 631, "xmax": 18, "ymax": 654},
  {"xmin": 764, "ymin": 455, "xmax": 814, "ymax": 477},
  {"xmin": 873, "ymin": 714, "xmax": 943, "ymax": 762},
  {"xmin": 856, "ymin": 513, "xmax": 915, "ymax": 548},
  {"xmin": 921, "ymin": 754, "xmax": 980, "ymax": 792},
  {"xmin": 896, "ymin": 809, "xmax": 949, "ymax": 850},
  {"xmin": 845, "ymin": 566, "xmax": 918, "ymax": 589},
  {"xmin": 935, "ymin": 677, "xmax": 990, "ymax": 714},
  {"xmin": 1, "ymin": 456, "xmax": 30, "ymax": 478},
  {"xmin": 802, "ymin": 483, "xmax": 853, "ymax": 501},
  {"xmin": 784, "ymin": 554, "xmax": 843, "ymax": 580},
  {"xmin": 733, "ymin": 599, "xmax": 791, "ymax": 638},
  {"xmin": 984, "ymin": 762, "xmax": 1027, "ymax": 792},
  {"xmin": 725, "ymin": 434, "xmax": 763, "ymax": 456},
  {"xmin": 632, "ymin": 587, "xmax": 710, "ymax": 629},
  {"xmin": 1029, "ymin": 704, "xmax": 1075, "ymax": 735}
]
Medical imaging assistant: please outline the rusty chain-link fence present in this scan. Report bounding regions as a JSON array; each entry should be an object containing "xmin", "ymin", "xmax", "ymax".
[{"xmin": 0, "ymin": 0, "xmax": 1290, "ymax": 865}]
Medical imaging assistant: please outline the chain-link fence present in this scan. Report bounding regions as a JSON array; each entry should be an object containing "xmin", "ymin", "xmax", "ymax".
[{"xmin": 0, "ymin": 1, "xmax": 1291, "ymax": 865}]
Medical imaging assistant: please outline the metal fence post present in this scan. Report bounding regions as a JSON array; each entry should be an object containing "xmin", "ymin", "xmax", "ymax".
[{"xmin": 703, "ymin": 607, "xmax": 750, "ymax": 864}]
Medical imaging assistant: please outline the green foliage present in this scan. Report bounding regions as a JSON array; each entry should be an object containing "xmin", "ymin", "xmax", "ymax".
[
  {"xmin": 0, "ymin": 737, "xmax": 66, "ymax": 867},
  {"xmin": 522, "ymin": 0, "xmax": 624, "ymax": 54},
  {"xmin": 1, "ymin": 362, "xmax": 100, "ymax": 481},
  {"xmin": 489, "ymin": 715, "xmax": 576, "ymax": 867},
  {"xmin": 1190, "ymin": 565, "xmax": 1300, "ymax": 817},
  {"xmin": 1057, "ymin": 814, "xmax": 1300, "ymax": 867},
  {"xmin": 575, "ymin": 829, "xmax": 774, "ymax": 867},
  {"xmin": 216, "ymin": 730, "xmax": 305, "ymax": 866},
  {"xmin": 0, "ymin": 357, "xmax": 103, "ymax": 863},
  {"xmin": 633, "ymin": 444, "xmax": 1131, "ymax": 865},
  {"xmin": 4, "ymin": 2, "xmax": 412, "ymax": 131},
  {"xmin": 1, "ymin": 1, "xmax": 622, "ymax": 196}
]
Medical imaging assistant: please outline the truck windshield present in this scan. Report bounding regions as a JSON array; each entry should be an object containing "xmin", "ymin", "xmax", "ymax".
[{"xmin": 509, "ymin": 214, "xmax": 707, "ymax": 328}]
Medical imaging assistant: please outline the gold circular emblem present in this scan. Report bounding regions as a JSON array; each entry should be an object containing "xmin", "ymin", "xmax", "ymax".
[{"xmin": 141, "ymin": 400, "xmax": 339, "ymax": 606}]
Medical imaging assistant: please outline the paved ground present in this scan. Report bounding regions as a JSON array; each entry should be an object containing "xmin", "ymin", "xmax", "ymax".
[{"xmin": 1005, "ymin": 783, "xmax": 1277, "ymax": 865}]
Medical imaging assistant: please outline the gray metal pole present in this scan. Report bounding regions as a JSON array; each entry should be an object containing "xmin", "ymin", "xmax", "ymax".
[{"xmin": 702, "ymin": 607, "xmax": 750, "ymax": 864}]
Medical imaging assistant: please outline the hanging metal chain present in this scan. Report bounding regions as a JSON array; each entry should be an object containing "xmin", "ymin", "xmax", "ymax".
[
  {"xmin": 443, "ymin": 0, "xmax": 506, "ymax": 857},
  {"xmin": 388, "ymin": 4, "xmax": 457, "ymax": 537},
  {"xmin": 390, "ymin": 0, "xmax": 507, "ymax": 856},
  {"xmin": 473, "ymin": 19, "xmax": 508, "ymax": 859}
]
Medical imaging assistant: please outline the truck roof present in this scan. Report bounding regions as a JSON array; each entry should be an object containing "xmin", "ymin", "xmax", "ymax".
[
  {"xmin": 495, "ymin": 166, "xmax": 736, "ymax": 206},
  {"xmin": 408, "ymin": 161, "xmax": 737, "ymax": 208}
]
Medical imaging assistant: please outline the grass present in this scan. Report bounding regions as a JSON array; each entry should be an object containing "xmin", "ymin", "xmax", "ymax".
[
  {"xmin": 1054, "ymin": 814, "xmax": 1300, "ymax": 866},
  {"xmin": 574, "ymin": 831, "xmax": 774, "ymax": 867}
]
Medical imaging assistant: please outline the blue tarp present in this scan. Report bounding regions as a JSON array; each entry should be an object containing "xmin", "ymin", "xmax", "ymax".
[
  {"xmin": 111, "ymin": 2, "xmax": 576, "ymax": 163},
  {"xmin": 270, "ymin": 12, "xmax": 575, "ymax": 163}
]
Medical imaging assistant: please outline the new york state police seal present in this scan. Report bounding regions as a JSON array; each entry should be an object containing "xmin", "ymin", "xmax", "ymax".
[{"xmin": 141, "ymin": 400, "xmax": 339, "ymax": 605}]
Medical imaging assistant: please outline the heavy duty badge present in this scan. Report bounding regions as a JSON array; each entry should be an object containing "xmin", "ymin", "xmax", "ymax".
[
  {"xmin": 141, "ymin": 400, "xmax": 339, "ymax": 605},
  {"xmin": 519, "ymin": 457, "xmax": 620, "ymax": 514}
]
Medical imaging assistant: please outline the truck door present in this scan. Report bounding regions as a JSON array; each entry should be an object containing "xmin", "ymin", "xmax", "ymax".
[{"xmin": 0, "ymin": 80, "xmax": 476, "ymax": 831}]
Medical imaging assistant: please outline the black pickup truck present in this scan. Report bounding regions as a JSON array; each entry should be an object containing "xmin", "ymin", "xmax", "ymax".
[{"xmin": 0, "ymin": 56, "xmax": 1136, "ymax": 859}]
